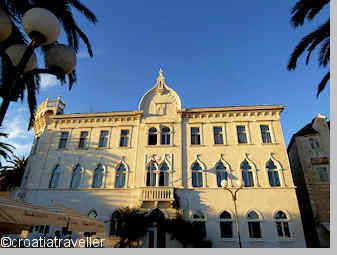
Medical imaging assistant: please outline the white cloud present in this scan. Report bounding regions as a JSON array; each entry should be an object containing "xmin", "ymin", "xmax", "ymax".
[{"xmin": 40, "ymin": 74, "xmax": 59, "ymax": 89}]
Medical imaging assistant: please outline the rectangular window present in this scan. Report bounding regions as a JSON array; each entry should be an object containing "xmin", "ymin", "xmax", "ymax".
[
  {"xmin": 260, "ymin": 125, "xmax": 272, "ymax": 143},
  {"xmin": 237, "ymin": 126, "xmax": 247, "ymax": 144},
  {"xmin": 248, "ymin": 222, "xmax": 261, "ymax": 238},
  {"xmin": 120, "ymin": 130, "xmax": 129, "ymax": 147},
  {"xmin": 78, "ymin": 131, "xmax": 88, "ymax": 148},
  {"xmin": 58, "ymin": 131, "xmax": 69, "ymax": 149},
  {"xmin": 213, "ymin": 127, "xmax": 224, "ymax": 144},
  {"xmin": 317, "ymin": 167, "xmax": 329, "ymax": 181},
  {"xmin": 220, "ymin": 222, "xmax": 233, "ymax": 238},
  {"xmin": 98, "ymin": 131, "xmax": 109, "ymax": 147},
  {"xmin": 191, "ymin": 127, "xmax": 201, "ymax": 145}
]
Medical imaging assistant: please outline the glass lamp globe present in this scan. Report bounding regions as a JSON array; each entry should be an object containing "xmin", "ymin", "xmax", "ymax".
[
  {"xmin": 5, "ymin": 44, "xmax": 37, "ymax": 73},
  {"xmin": 45, "ymin": 44, "xmax": 77, "ymax": 74},
  {"xmin": 0, "ymin": 9, "xmax": 12, "ymax": 42},
  {"xmin": 22, "ymin": 8, "xmax": 60, "ymax": 45}
]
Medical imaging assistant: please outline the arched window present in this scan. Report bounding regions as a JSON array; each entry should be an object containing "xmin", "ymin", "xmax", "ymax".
[
  {"xmin": 241, "ymin": 160, "xmax": 254, "ymax": 187},
  {"xmin": 159, "ymin": 162, "xmax": 169, "ymax": 186},
  {"xmin": 216, "ymin": 161, "xmax": 228, "ymax": 187},
  {"xmin": 92, "ymin": 164, "xmax": 104, "ymax": 188},
  {"xmin": 275, "ymin": 211, "xmax": 290, "ymax": 238},
  {"xmin": 70, "ymin": 164, "xmax": 82, "ymax": 188},
  {"xmin": 267, "ymin": 160, "xmax": 280, "ymax": 187},
  {"xmin": 49, "ymin": 165, "xmax": 61, "ymax": 188},
  {"xmin": 247, "ymin": 211, "xmax": 262, "ymax": 238},
  {"xmin": 146, "ymin": 161, "xmax": 157, "ymax": 186},
  {"xmin": 160, "ymin": 127, "xmax": 170, "ymax": 145},
  {"xmin": 148, "ymin": 127, "xmax": 157, "ymax": 145},
  {"xmin": 192, "ymin": 211, "xmax": 206, "ymax": 238},
  {"xmin": 115, "ymin": 164, "xmax": 126, "ymax": 188},
  {"xmin": 219, "ymin": 211, "xmax": 233, "ymax": 238},
  {"xmin": 191, "ymin": 161, "xmax": 203, "ymax": 187}
]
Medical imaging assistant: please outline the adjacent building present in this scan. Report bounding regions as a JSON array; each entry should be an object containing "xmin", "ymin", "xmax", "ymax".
[
  {"xmin": 14, "ymin": 69, "xmax": 306, "ymax": 247},
  {"xmin": 287, "ymin": 114, "xmax": 330, "ymax": 247}
]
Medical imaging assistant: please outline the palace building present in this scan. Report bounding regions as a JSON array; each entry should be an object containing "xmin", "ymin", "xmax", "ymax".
[{"xmin": 14, "ymin": 69, "xmax": 306, "ymax": 247}]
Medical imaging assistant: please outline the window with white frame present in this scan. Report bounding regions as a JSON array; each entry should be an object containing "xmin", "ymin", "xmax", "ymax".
[
  {"xmin": 70, "ymin": 164, "xmax": 82, "ymax": 188},
  {"xmin": 115, "ymin": 163, "xmax": 127, "ymax": 188},
  {"xmin": 191, "ymin": 161, "xmax": 203, "ymax": 187},
  {"xmin": 160, "ymin": 126, "xmax": 170, "ymax": 145},
  {"xmin": 92, "ymin": 164, "xmax": 104, "ymax": 188},
  {"xmin": 274, "ymin": 211, "xmax": 290, "ymax": 238},
  {"xmin": 78, "ymin": 131, "xmax": 88, "ymax": 148},
  {"xmin": 266, "ymin": 160, "xmax": 280, "ymax": 187},
  {"xmin": 49, "ymin": 165, "xmax": 61, "ymax": 188},
  {"xmin": 219, "ymin": 211, "xmax": 233, "ymax": 238},
  {"xmin": 58, "ymin": 132, "xmax": 69, "ymax": 149},
  {"xmin": 148, "ymin": 127, "xmax": 158, "ymax": 145},
  {"xmin": 247, "ymin": 211, "xmax": 262, "ymax": 238},
  {"xmin": 237, "ymin": 126, "xmax": 247, "ymax": 144},
  {"xmin": 191, "ymin": 127, "xmax": 201, "ymax": 145},
  {"xmin": 241, "ymin": 160, "xmax": 254, "ymax": 187},
  {"xmin": 98, "ymin": 131, "xmax": 109, "ymax": 148},
  {"xmin": 316, "ymin": 166, "xmax": 329, "ymax": 182},
  {"xmin": 120, "ymin": 130, "xmax": 129, "ymax": 147},
  {"xmin": 260, "ymin": 125, "xmax": 272, "ymax": 143},
  {"xmin": 192, "ymin": 211, "xmax": 207, "ymax": 238},
  {"xmin": 215, "ymin": 161, "xmax": 228, "ymax": 187},
  {"xmin": 146, "ymin": 161, "xmax": 157, "ymax": 186},
  {"xmin": 159, "ymin": 162, "xmax": 169, "ymax": 186},
  {"xmin": 213, "ymin": 126, "xmax": 224, "ymax": 145}
]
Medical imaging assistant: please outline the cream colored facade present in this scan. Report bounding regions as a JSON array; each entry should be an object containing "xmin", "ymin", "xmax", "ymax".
[{"xmin": 14, "ymin": 70, "xmax": 306, "ymax": 247}]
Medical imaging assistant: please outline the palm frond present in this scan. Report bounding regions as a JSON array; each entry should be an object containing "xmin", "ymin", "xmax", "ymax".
[
  {"xmin": 318, "ymin": 39, "xmax": 330, "ymax": 67},
  {"xmin": 290, "ymin": 0, "xmax": 330, "ymax": 28},
  {"xmin": 316, "ymin": 71, "xmax": 330, "ymax": 97}
]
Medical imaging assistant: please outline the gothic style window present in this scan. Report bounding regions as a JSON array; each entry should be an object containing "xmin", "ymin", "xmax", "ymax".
[
  {"xmin": 260, "ymin": 125, "xmax": 272, "ymax": 143},
  {"xmin": 159, "ymin": 162, "xmax": 169, "ymax": 186},
  {"xmin": 146, "ymin": 161, "xmax": 157, "ymax": 186},
  {"xmin": 191, "ymin": 127, "xmax": 201, "ymax": 145},
  {"xmin": 92, "ymin": 164, "xmax": 104, "ymax": 188},
  {"xmin": 192, "ymin": 211, "xmax": 206, "ymax": 238},
  {"xmin": 58, "ymin": 132, "xmax": 69, "ymax": 149},
  {"xmin": 70, "ymin": 164, "xmax": 82, "ymax": 188},
  {"xmin": 309, "ymin": 137, "xmax": 320, "ymax": 149},
  {"xmin": 49, "ymin": 165, "xmax": 61, "ymax": 188},
  {"xmin": 317, "ymin": 166, "xmax": 329, "ymax": 181},
  {"xmin": 216, "ymin": 161, "xmax": 228, "ymax": 187},
  {"xmin": 275, "ymin": 211, "xmax": 290, "ymax": 238},
  {"xmin": 247, "ymin": 211, "xmax": 262, "ymax": 238},
  {"xmin": 267, "ymin": 160, "xmax": 280, "ymax": 187},
  {"xmin": 213, "ymin": 127, "xmax": 224, "ymax": 145},
  {"xmin": 78, "ymin": 131, "xmax": 88, "ymax": 148},
  {"xmin": 241, "ymin": 160, "xmax": 254, "ymax": 187},
  {"xmin": 120, "ymin": 130, "xmax": 129, "ymax": 147},
  {"xmin": 160, "ymin": 127, "xmax": 170, "ymax": 145},
  {"xmin": 191, "ymin": 161, "xmax": 203, "ymax": 187},
  {"xmin": 115, "ymin": 164, "xmax": 127, "ymax": 188},
  {"xmin": 148, "ymin": 127, "xmax": 157, "ymax": 145},
  {"xmin": 98, "ymin": 131, "xmax": 109, "ymax": 148},
  {"xmin": 220, "ymin": 211, "xmax": 233, "ymax": 238},
  {"xmin": 237, "ymin": 126, "xmax": 247, "ymax": 144}
]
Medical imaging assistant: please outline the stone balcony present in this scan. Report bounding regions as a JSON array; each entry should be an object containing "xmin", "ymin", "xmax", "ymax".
[{"xmin": 140, "ymin": 187, "xmax": 175, "ymax": 208}]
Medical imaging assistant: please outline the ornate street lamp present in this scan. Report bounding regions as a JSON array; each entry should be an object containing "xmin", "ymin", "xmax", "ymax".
[
  {"xmin": 0, "ymin": 7, "xmax": 77, "ymax": 126},
  {"xmin": 221, "ymin": 179, "xmax": 243, "ymax": 248}
]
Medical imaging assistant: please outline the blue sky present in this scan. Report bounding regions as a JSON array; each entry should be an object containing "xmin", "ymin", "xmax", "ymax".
[{"xmin": 0, "ymin": 0, "xmax": 330, "ymax": 158}]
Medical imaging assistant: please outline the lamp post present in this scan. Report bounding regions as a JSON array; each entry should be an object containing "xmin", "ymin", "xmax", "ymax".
[
  {"xmin": 221, "ymin": 179, "xmax": 243, "ymax": 248},
  {"xmin": 0, "ymin": 7, "xmax": 77, "ymax": 126}
]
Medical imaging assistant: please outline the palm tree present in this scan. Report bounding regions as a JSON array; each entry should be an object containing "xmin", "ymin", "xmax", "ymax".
[
  {"xmin": 287, "ymin": 0, "xmax": 330, "ymax": 97},
  {"xmin": 0, "ymin": 155, "xmax": 27, "ymax": 190},
  {"xmin": 0, "ymin": 0, "xmax": 97, "ymax": 129},
  {"xmin": 0, "ymin": 132, "xmax": 14, "ymax": 164}
]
